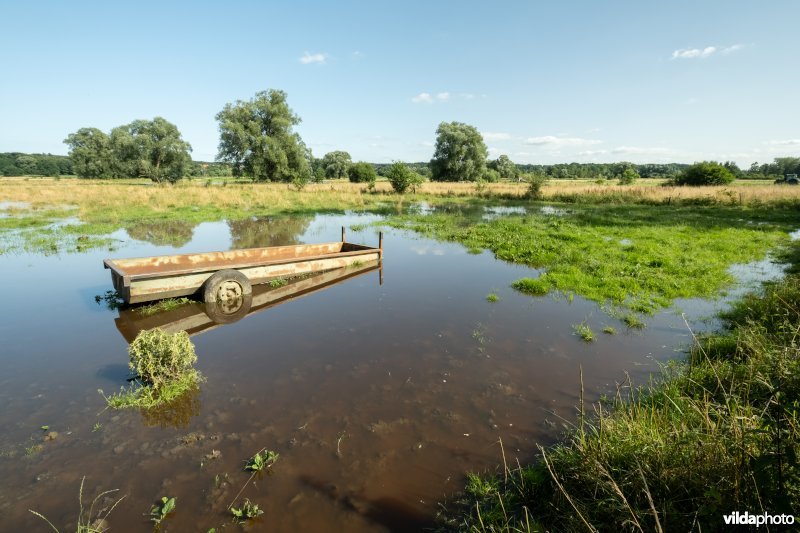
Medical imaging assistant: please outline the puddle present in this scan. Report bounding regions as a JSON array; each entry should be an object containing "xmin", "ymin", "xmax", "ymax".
[
  {"xmin": 540, "ymin": 205, "xmax": 569, "ymax": 216},
  {"xmin": 0, "ymin": 212, "xmax": 789, "ymax": 531}
]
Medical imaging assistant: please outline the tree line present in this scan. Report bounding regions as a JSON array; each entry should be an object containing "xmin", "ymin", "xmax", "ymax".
[{"xmin": 11, "ymin": 86, "xmax": 798, "ymax": 186}]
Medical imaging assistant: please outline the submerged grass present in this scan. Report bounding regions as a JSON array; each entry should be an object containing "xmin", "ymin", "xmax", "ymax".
[
  {"xmin": 440, "ymin": 245, "xmax": 800, "ymax": 531},
  {"xmin": 384, "ymin": 203, "xmax": 795, "ymax": 316}
]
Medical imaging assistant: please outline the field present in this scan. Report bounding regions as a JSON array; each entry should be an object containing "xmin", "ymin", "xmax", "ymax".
[{"xmin": 2, "ymin": 177, "xmax": 800, "ymax": 530}]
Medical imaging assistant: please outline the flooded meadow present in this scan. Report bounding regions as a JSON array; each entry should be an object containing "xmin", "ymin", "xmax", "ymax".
[{"xmin": 0, "ymin": 206, "xmax": 788, "ymax": 531}]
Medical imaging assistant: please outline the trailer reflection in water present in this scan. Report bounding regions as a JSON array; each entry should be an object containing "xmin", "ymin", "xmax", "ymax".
[{"xmin": 114, "ymin": 260, "xmax": 383, "ymax": 342}]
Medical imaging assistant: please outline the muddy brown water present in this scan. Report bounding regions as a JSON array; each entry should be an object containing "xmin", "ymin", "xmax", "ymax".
[{"xmin": 0, "ymin": 210, "xmax": 781, "ymax": 531}]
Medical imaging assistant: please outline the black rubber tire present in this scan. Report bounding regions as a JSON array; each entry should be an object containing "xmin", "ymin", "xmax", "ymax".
[
  {"xmin": 202, "ymin": 269, "xmax": 252, "ymax": 304},
  {"xmin": 204, "ymin": 292, "xmax": 253, "ymax": 324}
]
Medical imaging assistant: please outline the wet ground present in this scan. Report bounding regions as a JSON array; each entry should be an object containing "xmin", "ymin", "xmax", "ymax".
[{"xmin": 0, "ymin": 207, "xmax": 786, "ymax": 531}]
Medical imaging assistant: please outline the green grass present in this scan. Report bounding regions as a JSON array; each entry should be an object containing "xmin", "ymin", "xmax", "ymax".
[
  {"xmin": 572, "ymin": 322, "xmax": 595, "ymax": 342},
  {"xmin": 439, "ymin": 244, "xmax": 800, "ymax": 531},
  {"xmin": 486, "ymin": 293, "xmax": 500, "ymax": 303},
  {"xmin": 602, "ymin": 325, "xmax": 617, "ymax": 335},
  {"xmin": 511, "ymin": 277, "xmax": 549, "ymax": 296},
  {"xmin": 383, "ymin": 203, "xmax": 795, "ymax": 316},
  {"xmin": 135, "ymin": 297, "xmax": 192, "ymax": 316}
]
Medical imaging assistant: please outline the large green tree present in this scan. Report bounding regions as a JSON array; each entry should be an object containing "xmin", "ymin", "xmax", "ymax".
[
  {"xmin": 321, "ymin": 150, "xmax": 352, "ymax": 179},
  {"xmin": 215, "ymin": 89, "xmax": 312, "ymax": 182},
  {"xmin": 489, "ymin": 154, "xmax": 519, "ymax": 181},
  {"xmin": 64, "ymin": 127, "xmax": 112, "ymax": 178},
  {"xmin": 430, "ymin": 122, "xmax": 488, "ymax": 182},
  {"xmin": 67, "ymin": 119, "xmax": 191, "ymax": 182},
  {"xmin": 126, "ymin": 117, "xmax": 193, "ymax": 183}
]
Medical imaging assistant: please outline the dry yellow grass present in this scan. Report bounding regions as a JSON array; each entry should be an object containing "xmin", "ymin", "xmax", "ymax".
[{"xmin": 1, "ymin": 178, "xmax": 799, "ymax": 225}]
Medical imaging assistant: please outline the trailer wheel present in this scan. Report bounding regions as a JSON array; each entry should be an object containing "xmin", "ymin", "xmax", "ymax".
[
  {"xmin": 202, "ymin": 269, "xmax": 252, "ymax": 304},
  {"xmin": 204, "ymin": 292, "xmax": 252, "ymax": 324}
]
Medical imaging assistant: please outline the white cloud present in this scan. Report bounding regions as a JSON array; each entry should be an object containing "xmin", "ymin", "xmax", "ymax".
[
  {"xmin": 352, "ymin": 51, "xmax": 364, "ymax": 59},
  {"xmin": 611, "ymin": 146, "xmax": 670, "ymax": 155},
  {"xmin": 436, "ymin": 92, "xmax": 450, "ymax": 101},
  {"xmin": 482, "ymin": 132, "xmax": 512, "ymax": 141},
  {"xmin": 525, "ymin": 136, "xmax": 602, "ymax": 147},
  {"xmin": 300, "ymin": 51, "xmax": 327, "ymax": 64},
  {"xmin": 411, "ymin": 92, "xmax": 434, "ymax": 104},
  {"xmin": 767, "ymin": 139, "xmax": 800, "ymax": 146},
  {"xmin": 671, "ymin": 44, "xmax": 744, "ymax": 59},
  {"xmin": 487, "ymin": 147, "xmax": 505, "ymax": 156},
  {"xmin": 460, "ymin": 93, "xmax": 476, "ymax": 100}
]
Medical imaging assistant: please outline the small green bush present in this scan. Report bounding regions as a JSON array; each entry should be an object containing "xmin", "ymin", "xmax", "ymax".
[
  {"xmin": 522, "ymin": 172, "xmax": 548, "ymax": 199},
  {"xmin": 386, "ymin": 162, "xmax": 424, "ymax": 193},
  {"xmin": 106, "ymin": 328, "xmax": 201, "ymax": 409},
  {"xmin": 348, "ymin": 161, "xmax": 377, "ymax": 185},
  {"xmin": 129, "ymin": 329, "xmax": 197, "ymax": 391},
  {"xmin": 674, "ymin": 161, "xmax": 736, "ymax": 186}
]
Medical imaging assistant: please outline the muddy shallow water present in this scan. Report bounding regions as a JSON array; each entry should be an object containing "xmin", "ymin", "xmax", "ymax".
[{"xmin": 0, "ymin": 209, "xmax": 781, "ymax": 531}]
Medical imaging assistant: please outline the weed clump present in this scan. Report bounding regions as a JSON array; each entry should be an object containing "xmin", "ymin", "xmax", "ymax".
[
  {"xmin": 572, "ymin": 322, "xmax": 595, "ymax": 342},
  {"xmin": 511, "ymin": 277, "xmax": 549, "ymax": 296},
  {"xmin": 105, "ymin": 329, "xmax": 201, "ymax": 409}
]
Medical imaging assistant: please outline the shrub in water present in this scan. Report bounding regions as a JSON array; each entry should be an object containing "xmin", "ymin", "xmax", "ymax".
[
  {"xmin": 129, "ymin": 328, "xmax": 197, "ymax": 390},
  {"xmin": 106, "ymin": 328, "xmax": 201, "ymax": 409}
]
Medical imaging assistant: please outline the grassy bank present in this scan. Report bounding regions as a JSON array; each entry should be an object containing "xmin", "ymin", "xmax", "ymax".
[
  {"xmin": 440, "ymin": 247, "xmax": 800, "ymax": 531},
  {"xmin": 383, "ymin": 203, "xmax": 796, "ymax": 318}
]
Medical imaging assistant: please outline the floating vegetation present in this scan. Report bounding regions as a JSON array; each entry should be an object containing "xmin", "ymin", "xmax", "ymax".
[
  {"xmin": 486, "ymin": 293, "xmax": 500, "ymax": 303},
  {"xmin": 602, "ymin": 326, "xmax": 617, "ymax": 335}
]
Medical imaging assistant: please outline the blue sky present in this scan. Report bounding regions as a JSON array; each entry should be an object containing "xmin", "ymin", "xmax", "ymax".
[{"xmin": 1, "ymin": 1, "xmax": 798, "ymax": 166}]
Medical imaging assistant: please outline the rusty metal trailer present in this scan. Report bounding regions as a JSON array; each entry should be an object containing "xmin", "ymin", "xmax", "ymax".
[
  {"xmin": 114, "ymin": 259, "xmax": 382, "ymax": 341},
  {"xmin": 104, "ymin": 227, "xmax": 382, "ymax": 305}
]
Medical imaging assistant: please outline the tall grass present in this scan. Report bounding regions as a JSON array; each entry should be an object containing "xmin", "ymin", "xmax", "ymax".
[{"xmin": 439, "ymin": 250, "xmax": 800, "ymax": 531}]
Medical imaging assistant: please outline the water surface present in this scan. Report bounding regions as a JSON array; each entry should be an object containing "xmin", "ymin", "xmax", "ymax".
[{"xmin": 0, "ymin": 209, "xmax": 783, "ymax": 531}]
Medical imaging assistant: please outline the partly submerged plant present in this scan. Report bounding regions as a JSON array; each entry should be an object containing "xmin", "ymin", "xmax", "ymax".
[
  {"xmin": 149, "ymin": 496, "xmax": 176, "ymax": 525},
  {"xmin": 104, "ymin": 329, "xmax": 201, "ymax": 410},
  {"xmin": 572, "ymin": 322, "xmax": 595, "ymax": 342},
  {"xmin": 230, "ymin": 499, "xmax": 263, "ymax": 522},
  {"xmin": 245, "ymin": 449, "xmax": 279, "ymax": 472},
  {"xmin": 29, "ymin": 476, "xmax": 125, "ymax": 533}
]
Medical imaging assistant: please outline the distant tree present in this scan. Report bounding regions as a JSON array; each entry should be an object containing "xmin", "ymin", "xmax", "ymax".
[
  {"xmin": 723, "ymin": 161, "xmax": 743, "ymax": 179},
  {"xmin": 489, "ymin": 155, "xmax": 518, "ymax": 181},
  {"xmin": 348, "ymin": 161, "xmax": 377, "ymax": 185},
  {"xmin": 386, "ymin": 162, "xmax": 424, "ymax": 193},
  {"xmin": 64, "ymin": 128, "xmax": 113, "ymax": 178},
  {"xmin": 522, "ymin": 172, "xmax": 549, "ymax": 199},
  {"xmin": 430, "ymin": 122, "xmax": 488, "ymax": 182},
  {"xmin": 482, "ymin": 168, "xmax": 501, "ymax": 183},
  {"xmin": 107, "ymin": 118, "xmax": 191, "ymax": 182},
  {"xmin": 674, "ymin": 161, "xmax": 736, "ymax": 186},
  {"xmin": 321, "ymin": 151, "xmax": 352, "ymax": 180},
  {"xmin": 215, "ymin": 89, "xmax": 312, "ymax": 182}
]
